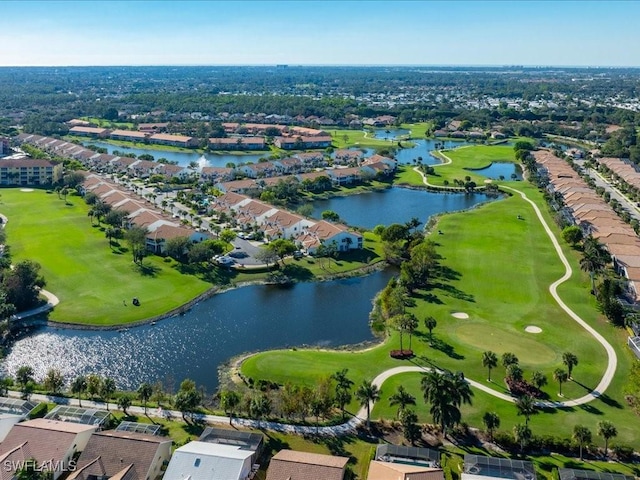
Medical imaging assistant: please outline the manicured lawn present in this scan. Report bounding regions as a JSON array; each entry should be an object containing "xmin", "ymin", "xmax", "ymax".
[
  {"xmin": 241, "ymin": 181, "xmax": 640, "ymax": 445},
  {"xmin": 325, "ymin": 128, "xmax": 404, "ymax": 149},
  {"xmin": 428, "ymin": 144, "xmax": 518, "ymax": 186},
  {"xmin": 393, "ymin": 165, "xmax": 425, "ymax": 187},
  {"xmin": 1, "ymin": 188, "xmax": 211, "ymax": 325}
]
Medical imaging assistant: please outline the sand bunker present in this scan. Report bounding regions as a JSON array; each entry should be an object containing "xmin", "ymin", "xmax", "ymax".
[
  {"xmin": 452, "ymin": 312, "xmax": 469, "ymax": 319},
  {"xmin": 20, "ymin": 188, "xmax": 34, "ymax": 192},
  {"xmin": 484, "ymin": 179, "xmax": 493, "ymax": 184},
  {"xmin": 525, "ymin": 326, "xmax": 542, "ymax": 333}
]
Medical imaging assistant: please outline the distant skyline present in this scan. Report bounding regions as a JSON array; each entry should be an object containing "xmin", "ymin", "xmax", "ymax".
[{"xmin": 1, "ymin": 0, "xmax": 638, "ymax": 67}]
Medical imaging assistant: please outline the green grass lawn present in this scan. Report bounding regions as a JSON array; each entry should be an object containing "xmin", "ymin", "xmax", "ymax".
[
  {"xmin": 241, "ymin": 181, "xmax": 640, "ymax": 445},
  {"xmin": 427, "ymin": 144, "xmax": 518, "ymax": 186},
  {"xmin": 393, "ymin": 165, "xmax": 425, "ymax": 187},
  {"xmin": 1, "ymin": 188, "xmax": 211, "ymax": 325}
]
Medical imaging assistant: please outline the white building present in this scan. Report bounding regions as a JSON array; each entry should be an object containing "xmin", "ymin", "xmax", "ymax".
[{"xmin": 163, "ymin": 441, "xmax": 254, "ymax": 480}]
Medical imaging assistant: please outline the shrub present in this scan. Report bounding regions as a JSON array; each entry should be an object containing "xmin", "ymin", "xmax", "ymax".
[
  {"xmin": 506, "ymin": 378, "xmax": 543, "ymax": 398},
  {"xmin": 389, "ymin": 349, "xmax": 414, "ymax": 359},
  {"xmin": 612, "ymin": 444, "xmax": 634, "ymax": 461}
]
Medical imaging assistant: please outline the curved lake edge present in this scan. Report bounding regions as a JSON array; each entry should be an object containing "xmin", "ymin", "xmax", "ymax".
[{"xmin": 14, "ymin": 261, "xmax": 390, "ymax": 333}]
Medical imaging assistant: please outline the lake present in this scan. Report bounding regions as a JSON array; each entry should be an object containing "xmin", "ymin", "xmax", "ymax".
[
  {"xmin": 1, "ymin": 270, "xmax": 395, "ymax": 392},
  {"xmin": 83, "ymin": 141, "xmax": 268, "ymax": 168},
  {"xmin": 394, "ymin": 139, "xmax": 469, "ymax": 165},
  {"xmin": 470, "ymin": 162, "xmax": 523, "ymax": 180},
  {"xmin": 312, "ymin": 187, "xmax": 495, "ymax": 229}
]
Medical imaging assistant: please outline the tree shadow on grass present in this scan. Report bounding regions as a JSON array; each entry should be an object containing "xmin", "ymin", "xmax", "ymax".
[
  {"xmin": 282, "ymin": 264, "xmax": 314, "ymax": 281},
  {"xmin": 413, "ymin": 291, "xmax": 444, "ymax": 305},
  {"xmin": 578, "ymin": 403, "xmax": 603, "ymax": 415},
  {"xmin": 429, "ymin": 336, "xmax": 465, "ymax": 360},
  {"xmin": 430, "ymin": 281, "xmax": 475, "ymax": 303},
  {"xmin": 133, "ymin": 261, "xmax": 161, "ymax": 277},
  {"xmin": 260, "ymin": 430, "xmax": 290, "ymax": 459}
]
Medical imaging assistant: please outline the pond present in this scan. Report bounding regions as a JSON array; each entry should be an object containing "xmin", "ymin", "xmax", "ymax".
[
  {"xmin": 312, "ymin": 187, "xmax": 496, "ymax": 229},
  {"xmin": 469, "ymin": 162, "xmax": 523, "ymax": 180},
  {"xmin": 394, "ymin": 139, "xmax": 469, "ymax": 165},
  {"xmin": 370, "ymin": 128, "xmax": 410, "ymax": 140},
  {"xmin": 82, "ymin": 141, "xmax": 268, "ymax": 168},
  {"xmin": 1, "ymin": 270, "xmax": 395, "ymax": 392}
]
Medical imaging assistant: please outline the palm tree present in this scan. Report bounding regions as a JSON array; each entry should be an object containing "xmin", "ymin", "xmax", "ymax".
[
  {"xmin": 515, "ymin": 395, "xmax": 538, "ymax": 426},
  {"xmin": 482, "ymin": 351, "xmax": 498, "ymax": 382},
  {"xmin": 388, "ymin": 385, "xmax": 416, "ymax": 418},
  {"xmin": 331, "ymin": 369, "xmax": 354, "ymax": 419},
  {"xmin": 531, "ymin": 371, "xmax": 547, "ymax": 390},
  {"xmin": 101, "ymin": 377, "xmax": 116, "ymax": 410},
  {"xmin": 424, "ymin": 316, "xmax": 437, "ymax": 346},
  {"xmin": 553, "ymin": 368, "xmax": 569, "ymax": 396},
  {"xmin": 597, "ymin": 420, "xmax": 617, "ymax": 457},
  {"xmin": 137, "ymin": 382, "xmax": 153, "ymax": 415},
  {"xmin": 220, "ymin": 390, "xmax": 241, "ymax": 425},
  {"xmin": 421, "ymin": 370, "xmax": 473, "ymax": 436},
  {"xmin": 513, "ymin": 423, "xmax": 532, "ymax": 453},
  {"xmin": 573, "ymin": 425, "xmax": 592, "ymax": 460},
  {"xmin": 405, "ymin": 313, "xmax": 419, "ymax": 350},
  {"xmin": 355, "ymin": 379, "xmax": 380, "ymax": 430},
  {"xmin": 580, "ymin": 253, "xmax": 604, "ymax": 294},
  {"xmin": 506, "ymin": 364, "xmax": 523, "ymax": 382},
  {"xmin": 70, "ymin": 375, "xmax": 87, "ymax": 407},
  {"xmin": 482, "ymin": 412, "xmax": 500, "ymax": 442},
  {"xmin": 118, "ymin": 394, "xmax": 132, "ymax": 416},
  {"xmin": 501, "ymin": 352, "xmax": 519, "ymax": 368},
  {"xmin": 562, "ymin": 352, "xmax": 579, "ymax": 379}
]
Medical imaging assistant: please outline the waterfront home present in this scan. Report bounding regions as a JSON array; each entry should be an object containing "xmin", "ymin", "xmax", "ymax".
[
  {"xmin": 209, "ymin": 136, "xmax": 267, "ymax": 150},
  {"xmin": 274, "ymin": 135, "xmax": 332, "ymax": 150},
  {"xmin": 163, "ymin": 441, "xmax": 255, "ymax": 480},
  {"xmin": 236, "ymin": 161, "xmax": 277, "ymax": 178},
  {"xmin": 327, "ymin": 166, "xmax": 362, "ymax": 185},
  {"xmin": 69, "ymin": 126, "xmax": 109, "ymax": 138},
  {"xmin": 272, "ymin": 157, "xmax": 303, "ymax": 174},
  {"xmin": 262, "ymin": 209, "xmax": 314, "ymax": 240},
  {"xmin": 153, "ymin": 163, "xmax": 193, "ymax": 181},
  {"xmin": 265, "ymin": 450, "xmax": 349, "ymax": 480},
  {"xmin": 110, "ymin": 129, "xmax": 148, "ymax": 142},
  {"xmin": 334, "ymin": 149, "xmax": 364, "ymax": 165},
  {"xmin": 294, "ymin": 151, "xmax": 326, "ymax": 166},
  {"xmin": 68, "ymin": 430, "xmax": 172, "ymax": 480},
  {"xmin": 200, "ymin": 166, "xmax": 236, "ymax": 184},
  {"xmin": 149, "ymin": 133, "xmax": 198, "ymax": 148},
  {"xmin": 298, "ymin": 220, "xmax": 363, "ymax": 254},
  {"xmin": 0, "ymin": 419, "xmax": 97, "ymax": 480},
  {"xmin": 216, "ymin": 178, "xmax": 261, "ymax": 194},
  {"xmin": 288, "ymin": 126, "xmax": 328, "ymax": 137},
  {"xmin": 198, "ymin": 427, "xmax": 263, "ymax": 466}
]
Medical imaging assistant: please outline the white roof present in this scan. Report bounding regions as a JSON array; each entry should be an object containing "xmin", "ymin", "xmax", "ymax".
[{"xmin": 164, "ymin": 441, "xmax": 253, "ymax": 480}]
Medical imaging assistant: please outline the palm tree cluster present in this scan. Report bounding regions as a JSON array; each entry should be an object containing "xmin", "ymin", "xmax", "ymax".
[
  {"xmin": 420, "ymin": 369, "xmax": 473, "ymax": 436},
  {"xmin": 579, "ymin": 235, "xmax": 610, "ymax": 294}
]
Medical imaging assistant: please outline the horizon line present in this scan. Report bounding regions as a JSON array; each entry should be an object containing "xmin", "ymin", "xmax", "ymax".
[{"xmin": 1, "ymin": 63, "xmax": 640, "ymax": 69}]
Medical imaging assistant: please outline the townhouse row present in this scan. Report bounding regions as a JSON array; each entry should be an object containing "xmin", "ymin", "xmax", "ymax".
[
  {"xmin": 81, "ymin": 173, "xmax": 209, "ymax": 254},
  {"xmin": 534, "ymin": 150, "xmax": 640, "ymax": 302},
  {"xmin": 210, "ymin": 191, "xmax": 363, "ymax": 254},
  {"xmin": 68, "ymin": 123, "xmax": 333, "ymax": 150}
]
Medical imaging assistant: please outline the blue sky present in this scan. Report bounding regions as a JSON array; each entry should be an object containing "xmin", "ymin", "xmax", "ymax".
[{"xmin": 1, "ymin": 1, "xmax": 637, "ymax": 66}]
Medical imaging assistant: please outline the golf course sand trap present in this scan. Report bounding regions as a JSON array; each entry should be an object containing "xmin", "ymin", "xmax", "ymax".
[
  {"xmin": 525, "ymin": 326, "xmax": 542, "ymax": 333},
  {"xmin": 484, "ymin": 179, "xmax": 493, "ymax": 184},
  {"xmin": 20, "ymin": 188, "xmax": 34, "ymax": 192},
  {"xmin": 452, "ymin": 312, "xmax": 469, "ymax": 319}
]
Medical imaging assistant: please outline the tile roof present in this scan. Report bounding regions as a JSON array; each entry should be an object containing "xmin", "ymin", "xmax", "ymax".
[
  {"xmin": 266, "ymin": 450, "xmax": 348, "ymax": 480},
  {"xmin": 69, "ymin": 430, "xmax": 171, "ymax": 480}
]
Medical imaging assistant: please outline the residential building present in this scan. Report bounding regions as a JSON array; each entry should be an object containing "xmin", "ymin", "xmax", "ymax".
[
  {"xmin": 149, "ymin": 133, "xmax": 198, "ymax": 148},
  {"xmin": 138, "ymin": 122, "xmax": 169, "ymax": 133},
  {"xmin": 198, "ymin": 427, "xmax": 263, "ymax": 465},
  {"xmin": 298, "ymin": 220, "xmax": 362, "ymax": 254},
  {"xmin": 110, "ymin": 129, "xmax": 148, "ymax": 142},
  {"xmin": 369, "ymin": 445, "xmax": 443, "ymax": 480},
  {"xmin": 68, "ymin": 126, "xmax": 109, "ymax": 138},
  {"xmin": 274, "ymin": 136, "xmax": 332, "ymax": 150},
  {"xmin": 163, "ymin": 441, "xmax": 255, "ymax": 480},
  {"xmin": 209, "ymin": 137, "xmax": 267, "ymax": 150},
  {"xmin": 265, "ymin": 450, "xmax": 349, "ymax": 480},
  {"xmin": 0, "ymin": 419, "xmax": 97, "ymax": 480},
  {"xmin": 68, "ymin": 430, "xmax": 172, "ymax": 480},
  {"xmin": 0, "ymin": 158, "xmax": 60, "ymax": 185}
]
